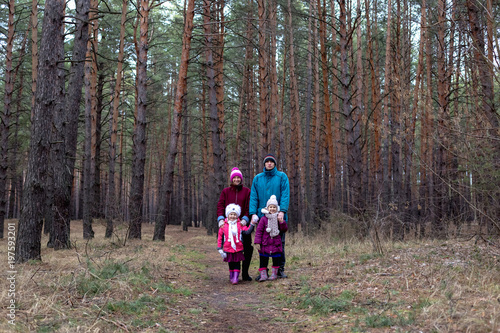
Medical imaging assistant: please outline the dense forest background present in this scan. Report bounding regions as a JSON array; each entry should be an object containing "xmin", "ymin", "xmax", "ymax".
[{"xmin": 0, "ymin": 0, "xmax": 498, "ymax": 263}]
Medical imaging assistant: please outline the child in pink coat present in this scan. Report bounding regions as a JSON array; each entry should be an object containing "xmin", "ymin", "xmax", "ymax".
[
  {"xmin": 217, "ymin": 204, "xmax": 254, "ymax": 284},
  {"xmin": 254, "ymin": 195, "xmax": 288, "ymax": 281}
]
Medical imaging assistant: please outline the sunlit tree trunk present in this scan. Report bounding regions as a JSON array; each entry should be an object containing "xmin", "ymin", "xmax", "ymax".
[{"xmin": 154, "ymin": 0, "xmax": 195, "ymax": 240}]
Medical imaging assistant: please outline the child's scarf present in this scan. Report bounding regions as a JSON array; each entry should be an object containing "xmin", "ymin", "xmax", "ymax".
[
  {"xmin": 227, "ymin": 219, "xmax": 240, "ymax": 250},
  {"xmin": 265, "ymin": 213, "xmax": 280, "ymax": 237}
]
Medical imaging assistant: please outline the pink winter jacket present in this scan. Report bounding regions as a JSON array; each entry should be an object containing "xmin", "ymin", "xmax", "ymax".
[{"xmin": 217, "ymin": 219, "xmax": 254, "ymax": 253}]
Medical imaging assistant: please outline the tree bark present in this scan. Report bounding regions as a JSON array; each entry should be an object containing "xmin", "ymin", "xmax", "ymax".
[
  {"xmin": 287, "ymin": 0, "xmax": 303, "ymax": 231},
  {"xmin": 257, "ymin": 0, "xmax": 269, "ymax": 157},
  {"xmin": 82, "ymin": 0, "xmax": 99, "ymax": 240},
  {"xmin": 106, "ymin": 0, "xmax": 127, "ymax": 238},
  {"xmin": 154, "ymin": 0, "xmax": 195, "ymax": 240},
  {"xmin": 129, "ymin": 0, "xmax": 150, "ymax": 239},
  {"xmin": 0, "ymin": 0, "xmax": 15, "ymax": 238},
  {"xmin": 16, "ymin": 0, "xmax": 66, "ymax": 262},
  {"xmin": 318, "ymin": 0, "xmax": 334, "ymax": 210},
  {"xmin": 30, "ymin": 0, "xmax": 39, "ymax": 117}
]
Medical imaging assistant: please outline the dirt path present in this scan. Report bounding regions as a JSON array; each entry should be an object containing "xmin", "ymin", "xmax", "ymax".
[{"xmin": 166, "ymin": 227, "xmax": 297, "ymax": 333}]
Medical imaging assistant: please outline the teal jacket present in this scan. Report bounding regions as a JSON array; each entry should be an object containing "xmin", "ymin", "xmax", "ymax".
[{"xmin": 249, "ymin": 167, "xmax": 290, "ymax": 219}]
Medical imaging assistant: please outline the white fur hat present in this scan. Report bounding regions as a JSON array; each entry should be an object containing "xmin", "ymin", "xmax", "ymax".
[
  {"xmin": 225, "ymin": 204, "xmax": 241, "ymax": 218},
  {"xmin": 263, "ymin": 195, "xmax": 280, "ymax": 212}
]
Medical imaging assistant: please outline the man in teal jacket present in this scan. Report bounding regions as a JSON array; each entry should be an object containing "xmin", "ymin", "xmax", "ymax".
[{"xmin": 249, "ymin": 154, "xmax": 290, "ymax": 278}]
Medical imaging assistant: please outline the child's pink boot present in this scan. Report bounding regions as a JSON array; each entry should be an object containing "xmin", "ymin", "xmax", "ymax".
[
  {"xmin": 231, "ymin": 270, "xmax": 240, "ymax": 285},
  {"xmin": 258, "ymin": 268, "xmax": 268, "ymax": 282},
  {"xmin": 229, "ymin": 270, "xmax": 233, "ymax": 282},
  {"xmin": 269, "ymin": 266, "xmax": 279, "ymax": 280}
]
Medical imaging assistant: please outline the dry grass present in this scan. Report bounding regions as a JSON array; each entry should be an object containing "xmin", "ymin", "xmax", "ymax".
[
  {"xmin": 1, "ymin": 218, "xmax": 499, "ymax": 332},
  {"xmin": 283, "ymin": 224, "xmax": 500, "ymax": 332}
]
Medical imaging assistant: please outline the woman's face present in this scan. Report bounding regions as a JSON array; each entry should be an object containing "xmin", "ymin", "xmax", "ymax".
[
  {"xmin": 232, "ymin": 176, "xmax": 242, "ymax": 185},
  {"xmin": 268, "ymin": 205, "xmax": 278, "ymax": 214}
]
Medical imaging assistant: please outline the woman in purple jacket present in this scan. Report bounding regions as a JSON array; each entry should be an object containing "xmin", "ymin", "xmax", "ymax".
[
  {"xmin": 217, "ymin": 167, "xmax": 253, "ymax": 281},
  {"xmin": 254, "ymin": 195, "xmax": 288, "ymax": 281}
]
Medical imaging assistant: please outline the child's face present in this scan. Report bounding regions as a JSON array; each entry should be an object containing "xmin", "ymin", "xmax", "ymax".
[
  {"xmin": 268, "ymin": 205, "xmax": 278, "ymax": 214},
  {"xmin": 228, "ymin": 212, "xmax": 238, "ymax": 220}
]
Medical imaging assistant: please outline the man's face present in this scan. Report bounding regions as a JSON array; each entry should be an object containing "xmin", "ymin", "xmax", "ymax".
[{"xmin": 265, "ymin": 160, "xmax": 275, "ymax": 170}]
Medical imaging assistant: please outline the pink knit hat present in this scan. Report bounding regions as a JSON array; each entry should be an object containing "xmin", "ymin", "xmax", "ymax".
[{"xmin": 230, "ymin": 167, "xmax": 243, "ymax": 182}]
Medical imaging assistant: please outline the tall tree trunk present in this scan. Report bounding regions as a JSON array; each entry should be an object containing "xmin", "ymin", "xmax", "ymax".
[
  {"xmin": 287, "ymin": 0, "xmax": 303, "ymax": 231},
  {"xmin": 16, "ymin": 0, "xmax": 65, "ymax": 262},
  {"xmin": 0, "ymin": 0, "xmax": 15, "ymax": 238},
  {"xmin": 9, "ymin": 33, "xmax": 28, "ymax": 220},
  {"xmin": 129, "ymin": 0, "xmax": 150, "ymax": 239},
  {"xmin": 331, "ymin": 0, "xmax": 341, "ymax": 209},
  {"xmin": 318, "ymin": 0, "xmax": 334, "ymax": 210},
  {"xmin": 268, "ymin": 0, "xmax": 278, "ymax": 153},
  {"xmin": 235, "ymin": 0, "xmax": 254, "ymax": 179},
  {"xmin": 106, "ymin": 0, "xmax": 127, "ymax": 238},
  {"xmin": 466, "ymin": 0, "xmax": 499, "ymax": 157},
  {"xmin": 257, "ymin": 0, "xmax": 269, "ymax": 156},
  {"xmin": 50, "ymin": 6, "xmax": 72, "ymax": 249},
  {"xmin": 434, "ymin": 0, "xmax": 448, "ymax": 233},
  {"xmin": 353, "ymin": 0, "xmax": 364, "ymax": 212},
  {"xmin": 182, "ymin": 105, "xmax": 190, "ymax": 231},
  {"xmin": 381, "ymin": 0, "xmax": 393, "ymax": 206},
  {"xmin": 408, "ymin": 0, "xmax": 426, "ymax": 230},
  {"xmin": 93, "ymin": 72, "xmax": 104, "ymax": 218},
  {"xmin": 82, "ymin": 0, "xmax": 99, "ymax": 240},
  {"xmin": 30, "ymin": 0, "xmax": 39, "ymax": 117},
  {"xmin": 154, "ymin": 0, "xmax": 195, "ymax": 240},
  {"xmin": 304, "ymin": 0, "xmax": 314, "ymax": 234},
  {"xmin": 313, "ymin": 3, "xmax": 322, "ymax": 219},
  {"xmin": 366, "ymin": 0, "xmax": 381, "ymax": 205},
  {"xmin": 66, "ymin": 0, "xmax": 91, "ymax": 224}
]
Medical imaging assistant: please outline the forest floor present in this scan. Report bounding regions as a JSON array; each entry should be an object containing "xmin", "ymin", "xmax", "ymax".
[{"xmin": 1, "ymin": 220, "xmax": 500, "ymax": 332}]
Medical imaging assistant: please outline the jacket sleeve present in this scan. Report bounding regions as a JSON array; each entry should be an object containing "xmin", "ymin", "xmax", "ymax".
[
  {"xmin": 249, "ymin": 176, "xmax": 258, "ymax": 216},
  {"xmin": 216, "ymin": 188, "xmax": 227, "ymax": 221},
  {"xmin": 279, "ymin": 220, "xmax": 288, "ymax": 233},
  {"xmin": 217, "ymin": 227, "xmax": 224, "ymax": 249},
  {"xmin": 254, "ymin": 217, "xmax": 265, "ymax": 244},
  {"xmin": 242, "ymin": 224, "xmax": 254, "ymax": 235},
  {"xmin": 241, "ymin": 187, "xmax": 251, "ymax": 222},
  {"xmin": 279, "ymin": 173, "xmax": 290, "ymax": 213}
]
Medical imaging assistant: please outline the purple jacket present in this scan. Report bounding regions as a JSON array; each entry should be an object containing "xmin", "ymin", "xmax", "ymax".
[
  {"xmin": 217, "ymin": 185, "xmax": 251, "ymax": 223},
  {"xmin": 254, "ymin": 215, "xmax": 288, "ymax": 255}
]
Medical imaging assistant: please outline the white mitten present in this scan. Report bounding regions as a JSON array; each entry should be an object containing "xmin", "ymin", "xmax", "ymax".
[
  {"xmin": 240, "ymin": 220, "xmax": 247, "ymax": 226},
  {"xmin": 218, "ymin": 220, "xmax": 224, "ymax": 228},
  {"xmin": 218, "ymin": 249, "xmax": 227, "ymax": 259},
  {"xmin": 251, "ymin": 214, "xmax": 259, "ymax": 225}
]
